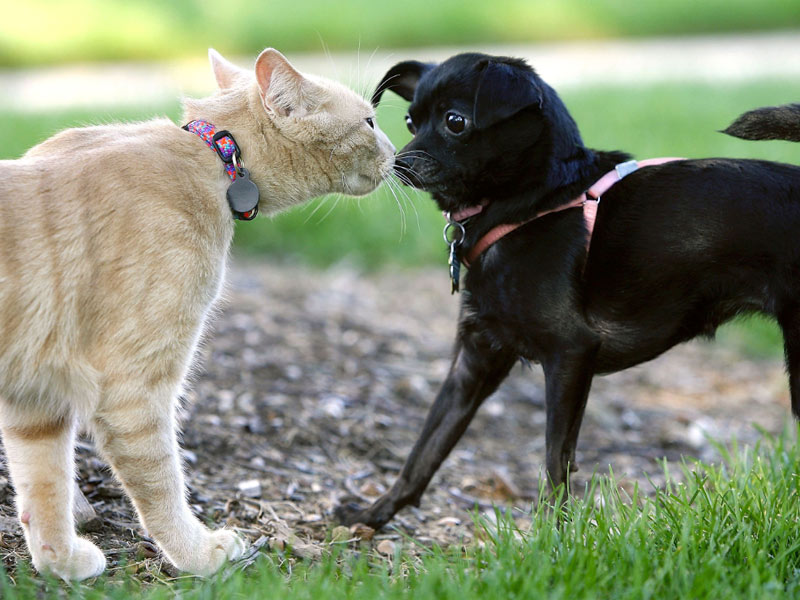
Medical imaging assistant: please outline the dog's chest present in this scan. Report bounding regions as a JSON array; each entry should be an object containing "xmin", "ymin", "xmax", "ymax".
[{"xmin": 463, "ymin": 277, "xmax": 579, "ymax": 363}]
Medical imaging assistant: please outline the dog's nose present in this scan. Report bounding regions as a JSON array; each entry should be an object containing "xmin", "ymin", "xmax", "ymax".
[{"xmin": 393, "ymin": 155, "xmax": 424, "ymax": 189}]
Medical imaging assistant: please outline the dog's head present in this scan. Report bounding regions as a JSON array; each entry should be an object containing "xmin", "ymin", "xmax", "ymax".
[{"xmin": 373, "ymin": 53, "xmax": 586, "ymax": 219}]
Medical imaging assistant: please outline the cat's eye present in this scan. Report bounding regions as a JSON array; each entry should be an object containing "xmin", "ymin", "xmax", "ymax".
[
  {"xmin": 365, "ymin": 117, "xmax": 375, "ymax": 129},
  {"xmin": 405, "ymin": 114, "xmax": 416, "ymax": 135},
  {"xmin": 445, "ymin": 111, "xmax": 466, "ymax": 135}
]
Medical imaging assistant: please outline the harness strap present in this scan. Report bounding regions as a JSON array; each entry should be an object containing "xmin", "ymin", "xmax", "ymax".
[{"xmin": 462, "ymin": 157, "xmax": 684, "ymax": 267}]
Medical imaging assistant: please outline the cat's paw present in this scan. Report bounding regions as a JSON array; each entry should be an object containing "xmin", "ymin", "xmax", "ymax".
[
  {"xmin": 32, "ymin": 537, "xmax": 106, "ymax": 581},
  {"xmin": 170, "ymin": 528, "xmax": 246, "ymax": 576}
]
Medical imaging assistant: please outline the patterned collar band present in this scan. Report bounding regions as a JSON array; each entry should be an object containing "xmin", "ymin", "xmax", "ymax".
[{"xmin": 182, "ymin": 119, "xmax": 259, "ymax": 220}]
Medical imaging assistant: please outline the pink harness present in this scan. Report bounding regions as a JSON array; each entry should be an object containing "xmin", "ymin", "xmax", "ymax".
[{"xmin": 461, "ymin": 158, "xmax": 684, "ymax": 267}]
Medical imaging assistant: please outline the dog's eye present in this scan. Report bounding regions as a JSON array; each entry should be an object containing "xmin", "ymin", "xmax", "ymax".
[
  {"xmin": 445, "ymin": 112, "xmax": 466, "ymax": 134},
  {"xmin": 405, "ymin": 114, "xmax": 416, "ymax": 135},
  {"xmin": 365, "ymin": 117, "xmax": 375, "ymax": 129}
]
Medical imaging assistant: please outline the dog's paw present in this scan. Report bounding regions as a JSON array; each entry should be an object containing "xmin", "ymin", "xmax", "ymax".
[
  {"xmin": 32, "ymin": 536, "xmax": 106, "ymax": 581},
  {"xmin": 168, "ymin": 528, "xmax": 246, "ymax": 576},
  {"xmin": 333, "ymin": 499, "xmax": 394, "ymax": 530},
  {"xmin": 333, "ymin": 500, "xmax": 368, "ymax": 526}
]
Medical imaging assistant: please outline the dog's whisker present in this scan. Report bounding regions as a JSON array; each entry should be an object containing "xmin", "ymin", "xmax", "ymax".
[{"xmin": 396, "ymin": 150, "xmax": 437, "ymax": 162}]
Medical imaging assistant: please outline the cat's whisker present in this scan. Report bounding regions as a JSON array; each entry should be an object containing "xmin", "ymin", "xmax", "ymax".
[
  {"xmin": 388, "ymin": 176, "xmax": 421, "ymax": 233},
  {"xmin": 316, "ymin": 34, "xmax": 340, "ymax": 82},
  {"xmin": 303, "ymin": 195, "xmax": 333, "ymax": 224},
  {"xmin": 362, "ymin": 47, "xmax": 381, "ymax": 102},
  {"xmin": 316, "ymin": 193, "xmax": 343, "ymax": 224},
  {"xmin": 384, "ymin": 176, "xmax": 408, "ymax": 238}
]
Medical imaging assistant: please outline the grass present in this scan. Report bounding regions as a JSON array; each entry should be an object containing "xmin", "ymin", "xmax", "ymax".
[
  {"xmin": 1, "ymin": 0, "xmax": 799, "ymax": 67},
  {"xmin": 2, "ymin": 427, "xmax": 799, "ymax": 598}
]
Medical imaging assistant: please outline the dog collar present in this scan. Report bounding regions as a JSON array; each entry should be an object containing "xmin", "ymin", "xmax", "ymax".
[
  {"xmin": 459, "ymin": 157, "xmax": 684, "ymax": 269},
  {"xmin": 182, "ymin": 119, "xmax": 260, "ymax": 220}
]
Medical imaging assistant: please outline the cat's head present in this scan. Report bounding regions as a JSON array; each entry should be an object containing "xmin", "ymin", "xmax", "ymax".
[{"xmin": 203, "ymin": 49, "xmax": 395, "ymax": 208}]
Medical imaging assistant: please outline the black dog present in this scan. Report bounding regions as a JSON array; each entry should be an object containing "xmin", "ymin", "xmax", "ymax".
[{"xmin": 336, "ymin": 52, "xmax": 800, "ymax": 530}]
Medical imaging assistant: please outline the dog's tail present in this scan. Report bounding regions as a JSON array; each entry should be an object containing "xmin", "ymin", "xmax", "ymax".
[{"xmin": 722, "ymin": 103, "xmax": 800, "ymax": 142}]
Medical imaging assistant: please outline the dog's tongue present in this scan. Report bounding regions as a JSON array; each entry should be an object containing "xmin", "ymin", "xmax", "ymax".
[{"xmin": 449, "ymin": 204, "xmax": 484, "ymax": 222}]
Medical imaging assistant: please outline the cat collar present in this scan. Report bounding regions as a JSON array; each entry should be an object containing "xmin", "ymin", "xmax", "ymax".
[{"xmin": 183, "ymin": 119, "xmax": 260, "ymax": 220}]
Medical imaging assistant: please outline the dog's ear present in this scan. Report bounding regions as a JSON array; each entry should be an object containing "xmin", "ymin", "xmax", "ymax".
[
  {"xmin": 371, "ymin": 60, "xmax": 435, "ymax": 107},
  {"xmin": 255, "ymin": 48, "xmax": 322, "ymax": 118},
  {"xmin": 473, "ymin": 61, "xmax": 543, "ymax": 129},
  {"xmin": 209, "ymin": 48, "xmax": 247, "ymax": 90}
]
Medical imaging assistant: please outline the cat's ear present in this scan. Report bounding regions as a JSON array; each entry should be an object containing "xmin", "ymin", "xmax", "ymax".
[
  {"xmin": 208, "ymin": 48, "xmax": 246, "ymax": 90},
  {"xmin": 254, "ymin": 48, "xmax": 320, "ymax": 118},
  {"xmin": 371, "ymin": 60, "xmax": 435, "ymax": 107}
]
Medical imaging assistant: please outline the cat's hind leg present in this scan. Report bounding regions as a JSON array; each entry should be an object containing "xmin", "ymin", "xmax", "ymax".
[
  {"xmin": 91, "ymin": 380, "xmax": 244, "ymax": 576},
  {"xmin": 0, "ymin": 413, "xmax": 106, "ymax": 580}
]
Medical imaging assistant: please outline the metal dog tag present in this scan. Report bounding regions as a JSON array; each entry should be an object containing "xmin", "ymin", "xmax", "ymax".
[
  {"xmin": 443, "ymin": 213, "xmax": 465, "ymax": 294},
  {"xmin": 226, "ymin": 168, "xmax": 260, "ymax": 220},
  {"xmin": 448, "ymin": 244, "xmax": 461, "ymax": 294}
]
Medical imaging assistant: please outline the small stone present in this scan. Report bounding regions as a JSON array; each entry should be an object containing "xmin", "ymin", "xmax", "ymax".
[
  {"xmin": 330, "ymin": 526, "xmax": 351, "ymax": 543},
  {"xmin": 237, "ymin": 479, "xmax": 262, "ymax": 498},
  {"xmin": 376, "ymin": 540, "xmax": 396, "ymax": 555},
  {"xmin": 491, "ymin": 469, "xmax": 522, "ymax": 500},
  {"xmin": 137, "ymin": 540, "xmax": 159, "ymax": 559},
  {"xmin": 269, "ymin": 538, "xmax": 286, "ymax": 552},
  {"xmin": 270, "ymin": 537, "xmax": 285, "ymax": 552},
  {"xmin": 320, "ymin": 395, "xmax": 346, "ymax": 419},
  {"xmin": 358, "ymin": 481, "xmax": 385, "ymax": 497},
  {"xmin": 72, "ymin": 483, "xmax": 97, "ymax": 526},
  {"xmin": 350, "ymin": 523, "xmax": 375, "ymax": 541}
]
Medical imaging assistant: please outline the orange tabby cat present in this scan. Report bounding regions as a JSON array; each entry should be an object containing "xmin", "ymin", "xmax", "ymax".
[{"xmin": 0, "ymin": 48, "xmax": 395, "ymax": 580}]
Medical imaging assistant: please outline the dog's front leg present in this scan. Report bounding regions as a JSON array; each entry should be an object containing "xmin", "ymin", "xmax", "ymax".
[
  {"xmin": 542, "ymin": 345, "xmax": 599, "ymax": 493},
  {"xmin": 336, "ymin": 323, "xmax": 517, "ymax": 529}
]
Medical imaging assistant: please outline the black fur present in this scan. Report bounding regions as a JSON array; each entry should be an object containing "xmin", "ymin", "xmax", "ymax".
[
  {"xmin": 335, "ymin": 53, "xmax": 800, "ymax": 530},
  {"xmin": 723, "ymin": 103, "xmax": 800, "ymax": 141}
]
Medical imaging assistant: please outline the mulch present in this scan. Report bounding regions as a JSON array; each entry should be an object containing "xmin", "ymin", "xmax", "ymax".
[{"xmin": 0, "ymin": 260, "xmax": 791, "ymax": 582}]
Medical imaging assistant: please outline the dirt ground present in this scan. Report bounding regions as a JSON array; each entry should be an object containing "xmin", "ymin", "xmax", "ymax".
[{"xmin": 0, "ymin": 260, "xmax": 792, "ymax": 581}]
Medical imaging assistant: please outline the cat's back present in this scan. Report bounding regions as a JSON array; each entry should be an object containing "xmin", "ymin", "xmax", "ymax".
[
  {"xmin": 1, "ymin": 118, "xmax": 229, "ymax": 243},
  {"xmin": 21, "ymin": 118, "xmax": 177, "ymax": 160},
  {"xmin": 0, "ymin": 118, "xmax": 233, "ymax": 409}
]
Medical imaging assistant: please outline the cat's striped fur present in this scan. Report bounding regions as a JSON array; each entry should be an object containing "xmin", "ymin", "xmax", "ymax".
[{"xmin": 0, "ymin": 48, "xmax": 395, "ymax": 580}]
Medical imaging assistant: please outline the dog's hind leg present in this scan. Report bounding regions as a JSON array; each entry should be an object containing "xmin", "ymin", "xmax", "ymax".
[
  {"xmin": 542, "ymin": 344, "xmax": 599, "ymax": 494},
  {"xmin": 778, "ymin": 309, "xmax": 800, "ymax": 419},
  {"xmin": 335, "ymin": 322, "xmax": 517, "ymax": 529}
]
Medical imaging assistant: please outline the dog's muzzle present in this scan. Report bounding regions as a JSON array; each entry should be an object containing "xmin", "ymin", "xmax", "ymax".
[{"xmin": 393, "ymin": 155, "xmax": 425, "ymax": 188}]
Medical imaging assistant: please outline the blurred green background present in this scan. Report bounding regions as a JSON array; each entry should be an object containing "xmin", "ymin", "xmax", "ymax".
[
  {"xmin": 2, "ymin": 0, "xmax": 800, "ymax": 66},
  {"xmin": 1, "ymin": 0, "xmax": 798, "ymax": 356}
]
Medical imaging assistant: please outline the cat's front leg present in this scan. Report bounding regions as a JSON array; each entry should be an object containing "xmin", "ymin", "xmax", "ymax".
[
  {"xmin": 91, "ymin": 386, "xmax": 244, "ymax": 576},
  {"xmin": 0, "ymin": 413, "xmax": 106, "ymax": 581}
]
